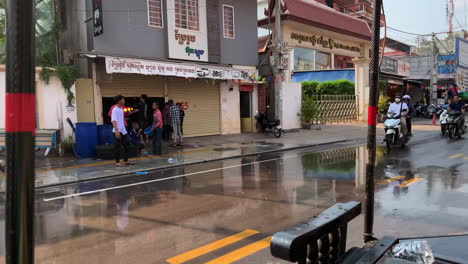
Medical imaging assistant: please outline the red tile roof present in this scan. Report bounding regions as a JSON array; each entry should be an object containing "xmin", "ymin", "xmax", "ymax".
[
  {"xmin": 259, "ymin": 0, "xmax": 371, "ymax": 41},
  {"xmin": 258, "ymin": 35, "xmax": 270, "ymax": 53}
]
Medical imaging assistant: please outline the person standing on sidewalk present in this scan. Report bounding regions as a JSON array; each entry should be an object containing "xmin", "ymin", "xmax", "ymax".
[
  {"xmin": 169, "ymin": 100, "xmax": 183, "ymax": 147},
  {"xmin": 112, "ymin": 95, "xmax": 134, "ymax": 167},
  {"xmin": 137, "ymin": 94, "xmax": 151, "ymax": 142},
  {"xmin": 162, "ymin": 103, "xmax": 172, "ymax": 142},
  {"xmin": 151, "ymin": 102, "xmax": 163, "ymax": 156},
  {"xmin": 177, "ymin": 103, "xmax": 185, "ymax": 135}
]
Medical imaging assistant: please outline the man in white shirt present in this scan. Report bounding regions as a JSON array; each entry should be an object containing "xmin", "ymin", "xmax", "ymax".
[
  {"xmin": 112, "ymin": 95, "xmax": 134, "ymax": 167},
  {"xmin": 387, "ymin": 93, "xmax": 409, "ymax": 136}
]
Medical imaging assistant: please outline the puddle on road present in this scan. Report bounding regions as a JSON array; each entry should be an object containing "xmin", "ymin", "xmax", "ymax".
[{"xmin": 4, "ymin": 144, "xmax": 467, "ymax": 263}]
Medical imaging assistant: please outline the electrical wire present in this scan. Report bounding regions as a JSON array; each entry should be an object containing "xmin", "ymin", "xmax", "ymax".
[
  {"xmin": 333, "ymin": 1, "xmax": 465, "ymax": 38},
  {"xmin": 454, "ymin": 15, "xmax": 465, "ymax": 30},
  {"xmin": 379, "ymin": 0, "xmax": 387, "ymax": 70}
]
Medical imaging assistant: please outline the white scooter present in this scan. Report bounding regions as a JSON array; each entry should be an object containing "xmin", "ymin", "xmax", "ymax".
[
  {"xmin": 383, "ymin": 113, "xmax": 409, "ymax": 150},
  {"xmin": 439, "ymin": 109, "xmax": 449, "ymax": 135}
]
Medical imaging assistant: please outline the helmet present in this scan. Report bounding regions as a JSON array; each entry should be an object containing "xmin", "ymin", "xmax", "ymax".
[{"xmin": 403, "ymin": 95, "xmax": 411, "ymax": 100}]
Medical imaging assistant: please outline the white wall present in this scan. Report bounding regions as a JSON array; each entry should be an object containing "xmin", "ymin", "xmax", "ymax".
[
  {"xmin": 36, "ymin": 77, "xmax": 78, "ymax": 139},
  {"xmin": 354, "ymin": 58, "xmax": 370, "ymax": 121},
  {"xmin": 220, "ymin": 82, "xmax": 241, "ymax": 134},
  {"xmin": 0, "ymin": 71, "xmax": 77, "ymax": 139},
  {"xmin": 281, "ymin": 82, "xmax": 302, "ymax": 130}
]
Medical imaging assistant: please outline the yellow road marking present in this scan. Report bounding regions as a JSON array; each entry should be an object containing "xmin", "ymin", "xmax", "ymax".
[
  {"xmin": 449, "ymin": 153, "xmax": 464, "ymax": 159},
  {"xmin": 205, "ymin": 236, "xmax": 272, "ymax": 264},
  {"xmin": 166, "ymin": 230, "xmax": 259, "ymax": 264},
  {"xmin": 397, "ymin": 178, "xmax": 423, "ymax": 188},
  {"xmin": 464, "ymin": 156, "xmax": 468, "ymax": 160},
  {"xmin": 377, "ymin": 175, "xmax": 406, "ymax": 185}
]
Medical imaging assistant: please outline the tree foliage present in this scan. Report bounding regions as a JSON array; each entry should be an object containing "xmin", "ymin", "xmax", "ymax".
[
  {"xmin": 301, "ymin": 79, "xmax": 355, "ymax": 96},
  {"xmin": 0, "ymin": 0, "xmax": 58, "ymax": 65},
  {"xmin": 0, "ymin": 0, "xmax": 6, "ymax": 63}
]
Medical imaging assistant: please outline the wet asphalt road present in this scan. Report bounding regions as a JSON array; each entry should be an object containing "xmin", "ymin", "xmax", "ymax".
[{"xmin": 0, "ymin": 131, "xmax": 466, "ymax": 264}]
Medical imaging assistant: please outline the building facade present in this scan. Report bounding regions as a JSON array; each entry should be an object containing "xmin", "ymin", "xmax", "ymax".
[
  {"xmin": 258, "ymin": 0, "xmax": 371, "ymax": 125},
  {"xmin": 65, "ymin": 0, "xmax": 259, "ymax": 137}
]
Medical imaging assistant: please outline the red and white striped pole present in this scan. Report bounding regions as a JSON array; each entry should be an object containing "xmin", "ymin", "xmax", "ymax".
[{"xmin": 5, "ymin": 0, "xmax": 36, "ymax": 262}]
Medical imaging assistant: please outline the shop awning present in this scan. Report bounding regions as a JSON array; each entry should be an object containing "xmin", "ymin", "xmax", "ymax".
[
  {"xmin": 79, "ymin": 52, "xmax": 258, "ymax": 82},
  {"xmin": 258, "ymin": 0, "xmax": 371, "ymax": 41}
]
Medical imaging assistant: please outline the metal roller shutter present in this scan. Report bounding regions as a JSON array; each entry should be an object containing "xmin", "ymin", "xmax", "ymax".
[
  {"xmin": 167, "ymin": 78, "xmax": 220, "ymax": 137},
  {"xmin": 100, "ymin": 73, "xmax": 164, "ymax": 97}
]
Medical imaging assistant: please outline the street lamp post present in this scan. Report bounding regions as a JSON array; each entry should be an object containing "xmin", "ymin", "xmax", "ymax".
[{"xmin": 5, "ymin": 0, "xmax": 36, "ymax": 262}]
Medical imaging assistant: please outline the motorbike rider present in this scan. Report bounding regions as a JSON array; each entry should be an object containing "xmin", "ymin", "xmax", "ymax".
[
  {"xmin": 387, "ymin": 93, "xmax": 409, "ymax": 137},
  {"xmin": 402, "ymin": 95, "xmax": 415, "ymax": 136},
  {"xmin": 447, "ymin": 95, "xmax": 466, "ymax": 133},
  {"xmin": 261, "ymin": 106, "xmax": 271, "ymax": 131}
]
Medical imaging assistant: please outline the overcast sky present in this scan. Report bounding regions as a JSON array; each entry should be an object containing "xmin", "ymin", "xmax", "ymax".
[{"xmin": 385, "ymin": 0, "xmax": 468, "ymax": 44}]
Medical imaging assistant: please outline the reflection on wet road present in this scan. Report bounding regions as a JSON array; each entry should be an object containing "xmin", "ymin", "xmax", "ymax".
[{"xmin": 0, "ymin": 136, "xmax": 466, "ymax": 263}]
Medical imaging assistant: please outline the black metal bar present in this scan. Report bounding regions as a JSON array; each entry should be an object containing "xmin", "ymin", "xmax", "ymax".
[
  {"xmin": 364, "ymin": 0, "xmax": 382, "ymax": 243},
  {"xmin": 354, "ymin": 236, "xmax": 398, "ymax": 264},
  {"xmin": 270, "ymin": 201, "xmax": 361, "ymax": 263},
  {"xmin": 5, "ymin": 0, "xmax": 36, "ymax": 262}
]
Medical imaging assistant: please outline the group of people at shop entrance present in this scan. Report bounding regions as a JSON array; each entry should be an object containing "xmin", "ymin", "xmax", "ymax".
[
  {"xmin": 110, "ymin": 94, "xmax": 185, "ymax": 167},
  {"xmin": 387, "ymin": 88, "xmax": 466, "ymax": 139}
]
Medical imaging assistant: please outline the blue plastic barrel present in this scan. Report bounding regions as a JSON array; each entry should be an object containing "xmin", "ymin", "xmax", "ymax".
[
  {"xmin": 97, "ymin": 124, "xmax": 114, "ymax": 145},
  {"xmin": 75, "ymin": 122, "xmax": 98, "ymax": 158}
]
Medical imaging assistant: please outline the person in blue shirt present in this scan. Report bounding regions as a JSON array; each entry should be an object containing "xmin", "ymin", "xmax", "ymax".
[
  {"xmin": 129, "ymin": 121, "xmax": 145, "ymax": 150},
  {"xmin": 447, "ymin": 95, "xmax": 466, "ymax": 132}
]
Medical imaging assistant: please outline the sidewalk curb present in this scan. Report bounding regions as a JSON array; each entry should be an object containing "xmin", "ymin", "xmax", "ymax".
[{"xmin": 34, "ymin": 138, "xmax": 353, "ymax": 190}]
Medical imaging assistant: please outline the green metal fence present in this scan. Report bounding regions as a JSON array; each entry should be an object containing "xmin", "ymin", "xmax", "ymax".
[{"xmin": 309, "ymin": 95, "xmax": 357, "ymax": 124}]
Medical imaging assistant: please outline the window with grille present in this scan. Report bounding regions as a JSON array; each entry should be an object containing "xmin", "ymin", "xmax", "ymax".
[
  {"xmin": 148, "ymin": 0, "xmax": 163, "ymax": 27},
  {"xmin": 223, "ymin": 5, "xmax": 234, "ymax": 38},
  {"xmin": 175, "ymin": 0, "xmax": 199, "ymax": 31}
]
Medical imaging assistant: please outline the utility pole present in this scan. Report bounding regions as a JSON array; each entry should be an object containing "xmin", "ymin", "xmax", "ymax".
[
  {"xmin": 364, "ymin": 0, "xmax": 382, "ymax": 243},
  {"xmin": 5, "ymin": 0, "xmax": 36, "ymax": 263},
  {"xmin": 431, "ymin": 33, "xmax": 439, "ymax": 105},
  {"xmin": 273, "ymin": 0, "xmax": 283, "ymax": 120}
]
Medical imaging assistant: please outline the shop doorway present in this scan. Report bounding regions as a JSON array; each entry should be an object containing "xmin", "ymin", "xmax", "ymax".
[
  {"xmin": 240, "ymin": 91, "xmax": 251, "ymax": 132},
  {"xmin": 102, "ymin": 96, "xmax": 165, "ymax": 125},
  {"xmin": 240, "ymin": 85, "xmax": 254, "ymax": 132}
]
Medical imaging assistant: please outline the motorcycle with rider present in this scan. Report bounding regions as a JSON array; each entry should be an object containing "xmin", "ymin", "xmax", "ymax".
[
  {"xmin": 383, "ymin": 93, "xmax": 410, "ymax": 150},
  {"xmin": 446, "ymin": 95, "xmax": 466, "ymax": 139}
]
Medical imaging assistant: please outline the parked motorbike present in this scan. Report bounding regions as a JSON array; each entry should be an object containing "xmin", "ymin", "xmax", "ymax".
[
  {"xmin": 255, "ymin": 110, "xmax": 282, "ymax": 138},
  {"xmin": 415, "ymin": 102, "xmax": 428, "ymax": 118},
  {"xmin": 426, "ymin": 104, "xmax": 438, "ymax": 119},
  {"xmin": 383, "ymin": 113, "xmax": 410, "ymax": 150},
  {"xmin": 446, "ymin": 110, "xmax": 464, "ymax": 139}
]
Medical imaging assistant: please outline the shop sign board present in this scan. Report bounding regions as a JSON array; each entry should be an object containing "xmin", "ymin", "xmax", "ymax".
[
  {"xmin": 93, "ymin": 0, "xmax": 103, "ymax": 36},
  {"xmin": 456, "ymin": 37, "xmax": 468, "ymax": 70},
  {"xmin": 239, "ymin": 85, "xmax": 254, "ymax": 92},
  {"xmin": 105, "ymin": 56, "xmax": 254, "ymax": 80},
  {"xmin": 381, "ymin": 57, "xmax": 398, "ymax": 75},
  {"xmin": 167, "ymin": 0, "xmax": 208, "ymax": 62},
  {"xmin": 456, "ymin": 68, "xmax": 468, "ymax": 92},
  {"xmin": 285, "ymin": 27, "xmax": 362, "ymax": 57}
]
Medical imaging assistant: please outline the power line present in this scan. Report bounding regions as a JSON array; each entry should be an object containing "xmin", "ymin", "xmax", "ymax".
[
  {"xmin": 333, "ymin": 1, "xmax": 466, "ymax": 37},
  {"xmin": 454, "ymin": 15, "xmax": 465, "ymax": 30}
]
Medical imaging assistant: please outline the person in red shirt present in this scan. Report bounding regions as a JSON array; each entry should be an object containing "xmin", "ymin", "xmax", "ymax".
[{"xmin": 151, "ymin": 102, "xmax": 163, "ymax": 156}]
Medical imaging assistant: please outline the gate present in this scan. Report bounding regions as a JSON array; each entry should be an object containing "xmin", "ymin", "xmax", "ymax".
[{"xmin": 311, "ymin": 95, "xmax": 357, "ymax": 124}]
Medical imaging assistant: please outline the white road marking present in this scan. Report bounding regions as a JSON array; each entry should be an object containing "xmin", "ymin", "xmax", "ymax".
[{"xmin": 43, "ymin": 154, "xmax": 301, "ymax": 202}]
